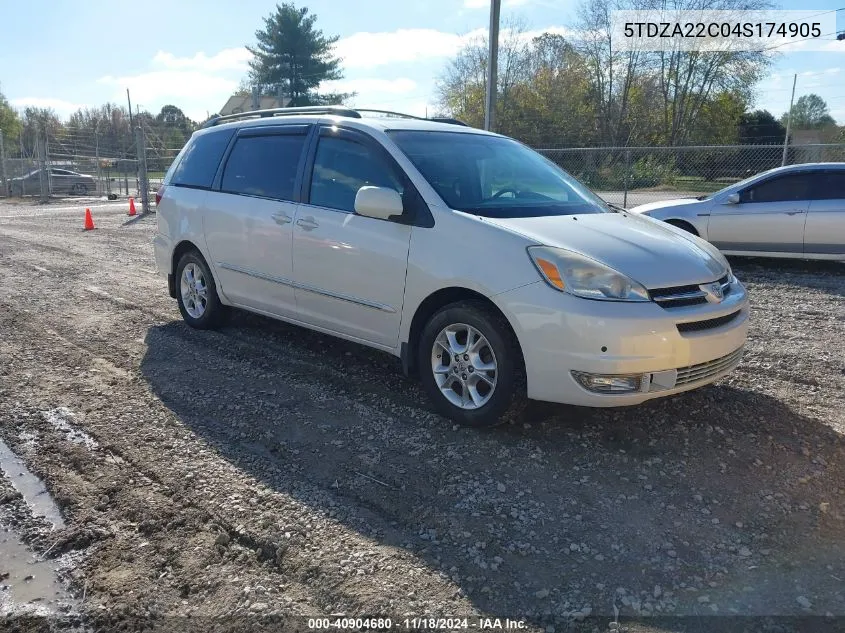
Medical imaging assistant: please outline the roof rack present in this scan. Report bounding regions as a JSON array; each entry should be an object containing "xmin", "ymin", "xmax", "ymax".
[
  {"xmin": 354, "ymin": 109, "xmax": 421, "ymax": 119},
  {"xmin": 201, "ymin": 105, "xmax": 470, "ymax": 129},
  {"xmin": 428, "ymin": 117, "xmax": 469, "ymax": 127},
  {"xmin": 202, "ymin": 106, "xmax": 362, "ymax": 128}
]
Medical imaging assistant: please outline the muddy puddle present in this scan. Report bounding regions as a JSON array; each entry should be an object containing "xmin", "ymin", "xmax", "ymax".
[
  {"xmin": 0, "ymin": 437, "xmax": 64, "ymax": 529},
  {"xmin": 0, "ymin": 438, "xmax": 78, "ymax": 617},
  {"xmin": 0, "ymin": 528, "xmax": 73, "ymax": 616}
]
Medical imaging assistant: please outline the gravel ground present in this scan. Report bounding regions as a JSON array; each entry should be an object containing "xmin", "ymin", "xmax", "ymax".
[{"xmin": 0, "ymin": 198, "xmax": 844, "ymax": 632}]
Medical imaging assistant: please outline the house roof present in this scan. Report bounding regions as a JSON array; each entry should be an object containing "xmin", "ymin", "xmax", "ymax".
[{"xmin": 219, "ymin": 95, "xmax": 291, "ymax": 116}]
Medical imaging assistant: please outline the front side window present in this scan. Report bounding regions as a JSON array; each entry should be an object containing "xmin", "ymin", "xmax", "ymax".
[
  {"xmin": 388, "ymin": 130, "xmax": 608, "ymax": 218},
  {"xmin": 740, "ymin": 173, "xmax": 815, "ymax": 203},
  {"xmin": 308, "ymin": 136, "xmax": 403, "ymax": 213},
  {"xmin": 221, "ymin": 133, "xmax": 306, "ymax": 201}
]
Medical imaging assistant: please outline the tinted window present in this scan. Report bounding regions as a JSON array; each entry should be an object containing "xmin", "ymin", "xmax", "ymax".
[
  {"xmin": 741, "ymin": 173, "xmax": 814, "ymax": 203},
  {"xmin": 171, "ymin": 129, "xmax": 234, "ymax": 189},
  {"xmin": 221, "ymin": 134, "xmax": 306, "ymax": 200},
  {"xmin": 817, "ymin": 172, "xmax": 845, "ymax": 200},
  {"xmin": 389, "ymin": 130, "xmax": 607, "ymax": 218},
  {"xmin": 309, "ymin": 137, "xmax": 403, "ymax": 213}
]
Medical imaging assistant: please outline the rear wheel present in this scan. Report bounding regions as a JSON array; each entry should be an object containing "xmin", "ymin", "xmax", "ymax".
[
  {"xmin": 418, "ymin": 301, "xmax": 524, "ymax": 427},
  {"xmin": 175, "ymin": 251, "xmax": 226, "ymax": 329}
]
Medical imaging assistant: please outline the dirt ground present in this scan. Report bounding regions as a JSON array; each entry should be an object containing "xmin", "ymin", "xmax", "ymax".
[{"xmin": 0, "ymin": 198, "xmax": 844, "ymax": 632}]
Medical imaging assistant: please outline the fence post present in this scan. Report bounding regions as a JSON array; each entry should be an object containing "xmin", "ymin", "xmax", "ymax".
[
  {"xmin": 135, "ymin": 126, "xmax": 150, "ymax": 213},
  {"xmin": 37, "ymin": 130, "xmax": 48, "ymax": 202},
  {"xmin": 0, "ymin": 130, "xmax": 6, "ymax": 196},
  {"xmin": 95, "ymin": 128, "xmax": 101, "ymax": 197},
  {"xmin": 623, "ymin": 149, "xmax": 631, "ymax": 208}
]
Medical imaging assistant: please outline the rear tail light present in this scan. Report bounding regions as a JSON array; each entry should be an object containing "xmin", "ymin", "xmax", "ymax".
[{"xmin": 155, "ymin": 185, "xmax": 165, "ymax": 206}]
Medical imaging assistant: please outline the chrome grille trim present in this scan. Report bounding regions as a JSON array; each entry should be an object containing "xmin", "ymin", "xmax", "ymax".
[
  {"xmin": 675, "ymin": 347, "xmax": 744, "ymax": 387},
  {"xmin": 651, "ymin": 274, "xmax": 732, "ymax": 309}
]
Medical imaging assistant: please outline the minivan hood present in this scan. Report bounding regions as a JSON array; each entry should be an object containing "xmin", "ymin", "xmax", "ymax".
[{"xmin": 479, "ymin": 212, "xmax": 726, "ymax": 288}]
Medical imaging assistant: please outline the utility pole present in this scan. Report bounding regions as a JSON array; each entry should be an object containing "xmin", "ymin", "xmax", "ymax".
[
  {"xmin": 126, "ymin": 89, "xmax": 134, "ymax": 130},
  {"xmin": 782, "ymin": 73, "xmax": 797, "ymax": 167},
  {"xmin": 484, "ymin": 0, "xmax": 501, "ymax": 132}
]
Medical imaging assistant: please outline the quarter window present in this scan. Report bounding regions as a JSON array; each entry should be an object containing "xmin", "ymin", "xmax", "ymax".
[
  {"xmin": 171, "ymin": 129, "xmax": 234, "ymax": 189},
  {"xmin": 221, "ymin": 134, "xmax": 306, "ymax": 201},
  {"xmin": 308, "ymin": 136, "xmax": 403, "ymax": 213}
]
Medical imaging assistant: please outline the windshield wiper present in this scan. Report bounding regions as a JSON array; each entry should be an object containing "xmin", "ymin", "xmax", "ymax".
[{"xmin": 606, "ymin": 203, "xmax": 627, "ymax": 213}]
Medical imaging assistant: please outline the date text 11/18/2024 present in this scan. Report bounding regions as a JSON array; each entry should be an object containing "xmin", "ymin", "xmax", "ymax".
[{"xmin": 307, "ymin": 617, "xmax": 528, "ymax": 630}]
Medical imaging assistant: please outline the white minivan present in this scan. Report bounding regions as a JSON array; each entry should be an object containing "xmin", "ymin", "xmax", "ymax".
[{"xmin": 154, "ymin": 106, "xmax": 749, "ymax": 427}]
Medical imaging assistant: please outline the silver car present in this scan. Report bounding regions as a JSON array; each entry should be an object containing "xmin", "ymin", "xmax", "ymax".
[
  {"xmin": 630, "ymin": 163, "xmax": 845, "ymax": 261},
  {"xmin": 8, "ymin": 168, "xmax": 96, "ymax": 197}
]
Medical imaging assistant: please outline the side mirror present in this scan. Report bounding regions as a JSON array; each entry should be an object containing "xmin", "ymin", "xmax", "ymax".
[
  {"xmin": 725, "ymin": 193, "xmax": 740, "ymax": 205},
  {"xmin": 354, "ymin": 186, "xmax": 404, "ymax": 220}
]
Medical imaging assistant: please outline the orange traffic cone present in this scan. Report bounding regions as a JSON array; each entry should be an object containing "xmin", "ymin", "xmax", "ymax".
[
  {"xmin": 84, "ymin": 208, "xmax": 95, "ymax": 231},
  {"xmin": 128, "ymin": 197, "xmax": 136, "ymax": 216}
]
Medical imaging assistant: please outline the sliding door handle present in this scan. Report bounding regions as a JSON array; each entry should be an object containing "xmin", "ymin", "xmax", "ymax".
[{"xmin": 296, "ymin": 217, "xmax": 319, "ymax": 231}]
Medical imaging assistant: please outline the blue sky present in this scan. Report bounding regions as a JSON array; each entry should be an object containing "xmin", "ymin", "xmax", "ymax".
[{"xmin": 1, "ymin": 0, "xmax": 843, "ymax": 126}]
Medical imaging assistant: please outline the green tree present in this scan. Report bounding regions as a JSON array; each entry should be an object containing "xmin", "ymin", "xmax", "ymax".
[
  {"xmin": 738, "ymin": 110, "xmax": 785, "ymax": 144},
  {"xmin": 783, "ymin": 94, "xmax": 836, "ymax": 129},
  {"xmin": 0, "ymin": 84, "xmax": 22, "ymax": 148},
  {"xmin": 246, "ymin": 3, "xmax": 351, "ymax": 106},
  {"xmin": 436, "ymin": 27, "xmax": 597, "ymax": 147}
]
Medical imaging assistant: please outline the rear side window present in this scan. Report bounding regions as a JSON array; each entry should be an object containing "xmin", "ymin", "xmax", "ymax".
[
  {"xmin": 221, "ymin": 133, "xmax": 306, "ymax": 201},
  {"xmin": 170, "ymin": 129, "xmax": 234, "ymax": 189}
]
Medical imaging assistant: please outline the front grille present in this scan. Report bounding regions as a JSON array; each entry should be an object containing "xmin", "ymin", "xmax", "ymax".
[
  {"xmin": 675, "ymin": 347, "xmax": 744, "ymax": 387},
  {"xmin": 650, "ymin": 274, "xmax": 731, "ymax": 309},
  {"xmin": 676, "ymin": 310, "xmax": 741, "ymax": 333}
]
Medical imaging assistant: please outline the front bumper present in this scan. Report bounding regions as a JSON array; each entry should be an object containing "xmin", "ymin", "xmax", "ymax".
[{"xmin": 493, "ymin": 279, "xmax": 749, "ymax": 407}]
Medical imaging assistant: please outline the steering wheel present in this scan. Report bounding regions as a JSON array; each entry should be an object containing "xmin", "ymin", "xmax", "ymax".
[{"xmin": 491, "ymin": 187, "xmax": 519, "ymax": 199}]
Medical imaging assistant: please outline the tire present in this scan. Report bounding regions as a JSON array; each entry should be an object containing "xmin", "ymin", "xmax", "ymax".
[
  {"xmin": 72, "ymin": 183, "xmax": 88, "ymax": 196},
  {"xmin": 418, "ymin": 301, "xmax": 525, "ymax": 427},
  {"xmin": 666, "ymin": 219, "xmax": 699, "ymax": 236},
  {"xmin": 175, "ymin": 251, "xmax": 226, "ymax": 329}
]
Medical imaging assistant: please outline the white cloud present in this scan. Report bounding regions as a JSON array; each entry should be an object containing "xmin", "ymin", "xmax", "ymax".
[
  {"xmin": 97, "ymin": 71, "xmax": 238, "ymax": 102},
  {"xmin": 334, "ymin": 28, "xmax": 484, "ymax": 68},
  {"xmin": 152, "ymin": 48, "xmax": 252, "ymax": 72},
  {"xmin": 322, "ymin": 78, "xmax": 418, "ymax": 95},
  {"xmin": 9, "ymin": 97, "xmax": 84, "ymax": 118},
  {"xmin": 464, "ymin": 0, "xmax": 535, "ymax": 8},
  {"xmin": 334, "ymin": 25, "xmax": 575, "ymax": 69}
]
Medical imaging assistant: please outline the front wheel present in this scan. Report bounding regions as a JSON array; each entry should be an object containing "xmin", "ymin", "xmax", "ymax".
[
  {"xmin": 418, "ymin": 301, "xmax": 525, "ymax": 427},
  {"xmin": 175, "ymin": 251, "xmax": 226, "ymax": 329}
]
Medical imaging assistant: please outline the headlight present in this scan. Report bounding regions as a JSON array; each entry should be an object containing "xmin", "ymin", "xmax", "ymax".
[{"xmin": 527, "ymin": 246, "xmax": 650, "ymax": 302}]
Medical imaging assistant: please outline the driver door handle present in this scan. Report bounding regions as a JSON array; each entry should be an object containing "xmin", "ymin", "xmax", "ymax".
[
  {"xmin": 296, "ymin": 217, "xmax": 319, "ymax": 231},
  {"xmin": 271, "ymin": 213, "xmax": 292, "ymax": 225},
  {"xmin": 784, "ymin": 210, "xmax": 804, "ymax": 216}
]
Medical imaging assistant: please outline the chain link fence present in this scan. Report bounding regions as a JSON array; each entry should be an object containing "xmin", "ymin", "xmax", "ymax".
[
  {"xmin": 537, "ymin": 143, "xmax": 845, "ymax": 208},
  {"xmin": 1, "ymin": 123, "xmax": 166, "ymax": 211},
  {"xmin": 4, "ymin": 130, "xmax": 844, "ymax": 210}
]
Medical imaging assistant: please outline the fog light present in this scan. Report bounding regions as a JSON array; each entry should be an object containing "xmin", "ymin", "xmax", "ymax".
[{"xmin": 572, "ymin": 371, "xmax": 645, "ymax": 393}]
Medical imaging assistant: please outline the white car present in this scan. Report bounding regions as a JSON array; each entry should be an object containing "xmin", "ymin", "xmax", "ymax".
[
  {"xmin": 154, "ymin": 106, "xmax": 749, "ymax": 427},
  {"xmin": 630, "ymin": 163, "xmax": 845, "ymax": 260}
]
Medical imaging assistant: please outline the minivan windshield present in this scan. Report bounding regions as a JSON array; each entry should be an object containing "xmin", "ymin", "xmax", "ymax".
[{"xmin": 388, "ymin": 130, "xmax": 609, "ymax": 218}]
